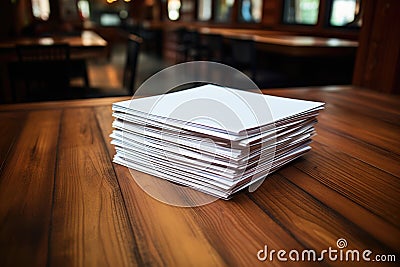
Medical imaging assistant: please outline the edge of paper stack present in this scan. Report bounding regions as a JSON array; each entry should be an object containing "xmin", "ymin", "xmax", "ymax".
[{"xmin": 110, "ymin": 85, "xmax": 325, "ymax": 199}]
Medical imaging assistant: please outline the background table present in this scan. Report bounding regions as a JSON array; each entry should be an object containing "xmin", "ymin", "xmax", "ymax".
[
  {"xmin": 0, "ymin": 30, "xmax": 108, "ymax": 102},
  {"xmin": 0, "ymin": 86, "xmax": 398, "ymax": 266},
  {"xmin": 0, "ymin": 30, "xmax": 108, "ymax": 61},
  {"xmin": 197, "ymin": 27, "xmax": 358, "ymax": 57}
]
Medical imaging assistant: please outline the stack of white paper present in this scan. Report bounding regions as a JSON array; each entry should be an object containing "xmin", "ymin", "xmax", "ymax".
[{"xmin": 111, "ymin": 85, "xmax": 324, "ymax": 199}]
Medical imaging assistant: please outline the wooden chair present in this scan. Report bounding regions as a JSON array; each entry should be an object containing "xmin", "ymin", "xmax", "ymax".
[
  {"xmin": 174, "ymin": 27, "xmax": 190, "ymax": 62},
  {"xmin": 226, "ymin": 38, "xmax": 289, "ymax": 88},
  {"xmin": 82, "ymin": 34, "xmax": 143, "ymax": 98},
  {"xmin": 174, "ymin": 28, "xmax": 203, "ymax": 62},
  {"xmin": 202, "ymin": 34, "xmax": 224, "ymax": 62},
  {"xmin": 228, "ymin": 38, "xmax": 257, "ymax": 80},
  {"xmin": 69, "ymin": 59, "xmax": 90, "ymax": 90},
  {"xmin": 123, "ymin": 34, "xmax": 142, "ymax": 95},
  {"xmin": 10, "ymin": 44, "xmax": 71, "ymax": 101},
  {"xmin": 186, "ymin": 33, "xmax": 225, "ymax": 62}
]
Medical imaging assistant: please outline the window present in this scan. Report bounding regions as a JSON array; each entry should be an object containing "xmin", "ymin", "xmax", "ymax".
[
  {"xmin": 283, "ymin": 0, "xmax": 320, "ymax": 25},
  {"xmin": 168, "ymin": 0, "xmax": 181, "ymax": 21},
  {"xmin": 77, "ymin": 0, "xmax": 90, "ymax": 20},
  {"xmin": 100, "ymin": 13, "xmax": 121, "ymax": 26},
  {"xmin": 198, "ymin": 0, "xmax": 212, "ymax": 21},
  {"xmin": 329, "ymin": 0, "xmax": 361, "ymax": 27},
  {"xmin": 215, "ymin": 0, "xmax": 235, "ymax": 23},
  {"xmin": 31, "ymin": 0, "xmax": 50, "ymax": 21},
  {"xmin": 238, "ymin": 0, "xmax": 263, "ymax": 23}
]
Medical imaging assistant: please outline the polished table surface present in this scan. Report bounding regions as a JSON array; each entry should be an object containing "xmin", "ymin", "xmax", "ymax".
[{"xmin": 0, "ymin": 86, "xmax": 399, "ymax": 266}]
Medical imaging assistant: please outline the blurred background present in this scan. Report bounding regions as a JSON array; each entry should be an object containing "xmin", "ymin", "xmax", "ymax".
[{"xmin": 0, "ymin": 0, "xmax": 398, "ymax": 103}]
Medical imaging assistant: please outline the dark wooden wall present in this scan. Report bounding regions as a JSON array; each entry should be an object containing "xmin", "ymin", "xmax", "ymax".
[
  {"xmin": 353, "ymin": 0, "xmax": 400, "ymax": 94},
  {"xmin": 0, "ymin": 0, "xmax": 33, "ymax": 39}
]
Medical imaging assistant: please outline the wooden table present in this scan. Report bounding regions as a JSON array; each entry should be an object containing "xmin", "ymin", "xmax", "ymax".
[
  {"xmin": 253, "ymin": 35, "xmax": 358, "ymax": 57},
  {"xmin": 196, "ymin": 27, "xmax": 290, "ymax": 38},
  {"xmin": 0, "ymin": 30, "xmax": 108, "ymax": 102},
  {"xmin": 0, "ymin": 86, "xmax": 399, "ymax": 266},
  {"xmin": 0, "ymin": 30, "xmax": 108, "ymax": 61},
  {"xmin": 197, "ymin": 27, "xmax": 358, "ymax": 57}
]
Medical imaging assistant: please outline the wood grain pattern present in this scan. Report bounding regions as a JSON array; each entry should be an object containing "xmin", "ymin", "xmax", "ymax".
[
  {"xmin": 0, "ymin": 86, "xmax": 399, "ymax": 266},
  {"xmin": 295, "ymin": 142, "xmax": 400, "ymax": 228},
  {"xmin": 313, "ymin": 126, "xmax": 400, "ymax": 177},
  {"xmin": 0, "ymin": 96, "xmax": 130, "ymax": 112},
  {"xmin": 0, "ymin": 112, "xmax": 26, "ymax": 170},
  {"xmin": 249, "ymin": 172, "xmax": 395, "ymax": 256},
  {"xmin": 48, "ymin": 108, "xmax": 139, "ymax": 266},
  {"xmin": 265, "ymin": 86, "xmax": 400, "ymax": 125},
  {"xmin": 0, "ymin": 110, "xmax": 60, "ymax": 266},
  {"xmin": 279, "ymin": 167, "xmax": 400, "ymax": 251}
]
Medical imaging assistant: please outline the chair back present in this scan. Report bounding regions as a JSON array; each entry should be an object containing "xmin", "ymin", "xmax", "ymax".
[
  {"xmin": 229, "ymin": 38, "xmax": 257, "ymax": 79},
  {"xmin": 123, "ymin": 34, "xmax": 142, "ymax": 95},
  {"xmin": 204, "ymin": 34, "xmax": 224, "ymax": 62},
  {"xmin": 15, "ymin": 44, "xmax": 71, "ymax": 82},
  {"xmin": 10, "ymin": 44, "xmax": 71, "ymax": 101},
  {"xmin": 17, "ymin": 44, "xmax": 70, "ymax": 61}
]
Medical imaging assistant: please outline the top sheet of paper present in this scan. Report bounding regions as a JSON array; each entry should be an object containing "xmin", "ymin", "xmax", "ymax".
[{"xmin": 113, "ymin": 84, "xmax": 324, "ymax": 134}]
